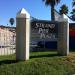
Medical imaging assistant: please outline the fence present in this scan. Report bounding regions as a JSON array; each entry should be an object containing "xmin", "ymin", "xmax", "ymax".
[{"xmin": 0, "ymin": 26, "xmax": 16, "ymax": 55}]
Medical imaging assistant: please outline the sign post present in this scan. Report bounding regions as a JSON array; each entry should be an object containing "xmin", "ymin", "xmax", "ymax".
[
  {"xmin": 16, "ymin": 8, "xmax": 30, "ymax": 60},
  {"xmin": 58, "ymin": 19, "xmax": 69, "ymax": 55}
]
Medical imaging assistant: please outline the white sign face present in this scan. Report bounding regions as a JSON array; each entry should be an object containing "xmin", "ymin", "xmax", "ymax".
[{"xmin": 31, "ymin": 20, "xmax": 58, "ymax": 41}]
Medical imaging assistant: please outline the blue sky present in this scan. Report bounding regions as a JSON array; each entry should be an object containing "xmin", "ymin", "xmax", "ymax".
[{"xmin": 0, "ymin": 0, "xmax": 72, "ymax": 26}]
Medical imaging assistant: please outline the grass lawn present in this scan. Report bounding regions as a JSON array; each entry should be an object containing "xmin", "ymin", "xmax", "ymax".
[{"xmin": 0, "ymin": 51, "xmax": 75, "ymax": 75}]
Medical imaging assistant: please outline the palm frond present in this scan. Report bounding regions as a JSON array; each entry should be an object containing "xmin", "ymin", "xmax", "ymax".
[
  {"xmin": 72, "ymin": 1, "xmax": 75, "ymax": 7},
  {"xmin": 42, "ymin": 0, "xmax": 60, "ymax": 6}
]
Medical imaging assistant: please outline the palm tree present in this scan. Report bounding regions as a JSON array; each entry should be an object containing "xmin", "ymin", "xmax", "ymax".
[
  {"xmin": 72, "ymin": 0, "xmax": 75, "ymax": 7},
  {"xmin": 71, "ymin": 9, "xmax": 75, "ymax": 15},
  {"xmin": 70, "ymin": 0, "xmax": 75, "ymax": 20},
  {"xmin": 59, "ymin": 4, "xmax": 68, "ymax": 15},
  {"xmin": 71, "ymin": 0, "xmax": 75, "ymax": 14},
  {"xmin": 9, "ymin": 18, "xmax": 15, "ymax": 26},
  {"xmin": 9, "ymin": 18, "xmax": 15, "ymax": 53},
  {"xmin": 42, "ymin": 0, "xmax": 60, "ymax": 21}
]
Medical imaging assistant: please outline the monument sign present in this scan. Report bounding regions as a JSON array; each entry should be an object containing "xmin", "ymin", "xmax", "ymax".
[{"xmin": 16, "ymin": 8, "xmax": 69, "ymax": 61}]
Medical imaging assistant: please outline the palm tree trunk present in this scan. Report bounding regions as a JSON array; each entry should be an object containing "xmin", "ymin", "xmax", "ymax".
[{"xmin": 51, "ymin": 5, "xmax": 55, "ymax": 21}]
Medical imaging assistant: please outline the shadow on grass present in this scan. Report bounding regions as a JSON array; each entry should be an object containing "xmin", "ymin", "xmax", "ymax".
[
  {"xmin": 30, "ymin": 53, "xmax": 60, "ymax": 59},
  {"xmin": 0, "ymin": 51, "xmax": 62, "ymax": 65},
  {"xmin": 0, "ymin": 60, "xmax": 18, "ymax": 65}
]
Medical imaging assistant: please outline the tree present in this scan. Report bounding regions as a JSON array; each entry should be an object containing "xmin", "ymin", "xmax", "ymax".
[
  {"xmin": 9, "ymin": 18, "xmax": 15, "ymax": 26},
  {"xmin": 71, "ymin": 9, "xmax": 75, "ymax": 14},
  {"xmin": 42, "ymin": 0, "xmax": 60, "ymax": 21},
  {"xmin": 71, "ymin": 0, "xmax": 75, "ymax": 14},
  {"xmin": 59, "ymin": 4, "xmax": 68, "ymax": 15},
  {"xmin": 70, "ymin": 0, "xmax": 75, "ymax": 20},
  {"xmin": 72, "ymin": 0, "xmax": 75, "ymax": 7}
]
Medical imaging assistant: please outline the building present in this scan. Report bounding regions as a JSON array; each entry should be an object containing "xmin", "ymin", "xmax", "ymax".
[{"xmin": 0, "ymin": 26, "xmax": 16, "ymax": 47}]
